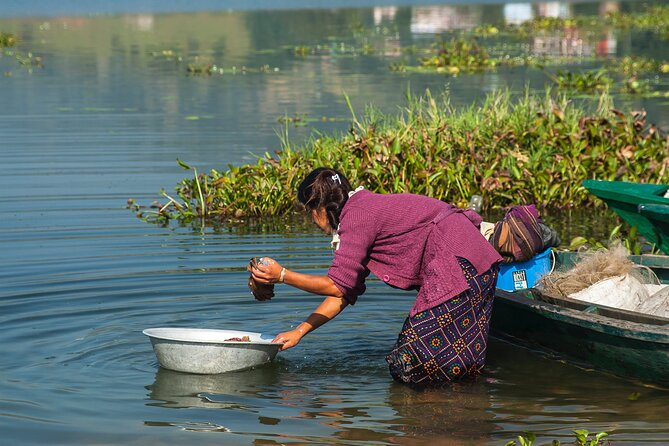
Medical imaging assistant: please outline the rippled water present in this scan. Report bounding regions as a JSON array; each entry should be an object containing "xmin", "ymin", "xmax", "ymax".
[{"xmin": 2, "ymin": 1, "xmax": 669, "ymax": 445}]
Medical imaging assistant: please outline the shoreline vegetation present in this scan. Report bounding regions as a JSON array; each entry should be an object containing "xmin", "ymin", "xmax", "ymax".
[
  {"xmin": 123, "ymin": 4, "xmax": 669, "ymax": 237},
  {"xmin": 129, "ymin": 88, "xmax": 669, "ymax": 229}
]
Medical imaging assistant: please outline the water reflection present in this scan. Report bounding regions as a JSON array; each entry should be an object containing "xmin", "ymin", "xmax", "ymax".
[
  {"xmin": 147, "ymin": 365, "xmax": 281, "ymax": 409},
  {"xmin": 385, "ymin": 382, "xmax": 495, "ymax": 445},
  {"xmin": 487, "ymin": 340, "xmax": 669, "ymax": 443}
]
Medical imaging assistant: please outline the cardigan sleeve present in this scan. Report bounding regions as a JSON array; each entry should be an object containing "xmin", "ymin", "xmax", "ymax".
[{"xmin": 327, "ymin": 206, "xmax": 376, "ymax": 305}]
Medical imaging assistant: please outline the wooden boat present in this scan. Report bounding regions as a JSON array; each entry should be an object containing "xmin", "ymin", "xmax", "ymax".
[
  {"xmin": 491, "ymin": 250, "xmax": 669, "ymax": 387},
  {"xmin": 582, "ymin": 179, "xmax": 669, "ymax": 254}
]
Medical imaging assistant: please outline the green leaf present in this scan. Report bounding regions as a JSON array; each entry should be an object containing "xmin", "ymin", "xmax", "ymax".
[
  {"xmin": 177, "ymin": 159, "xmax": 192, "ymax": 171},
  {"xmin": 568, "ymin": 236, "xmax": 588, "ymax": 250}
]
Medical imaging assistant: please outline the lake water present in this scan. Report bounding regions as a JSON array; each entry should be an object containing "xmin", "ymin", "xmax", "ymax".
[{"xmin": 2, "ymin": 1, "xmax": 669, "ymax": 445}]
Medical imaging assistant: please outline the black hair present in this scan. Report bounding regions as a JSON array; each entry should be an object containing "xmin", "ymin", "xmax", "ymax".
[{"xmin": 297, "ymin": 167, "xmax": 352, "ymax": 230}]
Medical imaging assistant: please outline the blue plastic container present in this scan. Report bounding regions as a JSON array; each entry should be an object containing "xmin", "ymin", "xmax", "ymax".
[{"xmin": 496, "ymin": 248, "xmax": 553, "ymax": 292}]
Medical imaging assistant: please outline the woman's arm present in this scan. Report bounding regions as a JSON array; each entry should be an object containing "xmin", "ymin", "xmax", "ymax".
[
  {"xmin": 272, "ymin": 295, "xmax": 348, "ymax": 350},
  {"xmin": 249, "ymin": 257, "xmax": 343, "ymax": 298}
]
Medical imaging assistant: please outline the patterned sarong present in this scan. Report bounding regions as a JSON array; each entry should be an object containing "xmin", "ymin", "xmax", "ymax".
[{"xmin": 386, "ymin": 257, "xmax": 499, "ymax": 386}]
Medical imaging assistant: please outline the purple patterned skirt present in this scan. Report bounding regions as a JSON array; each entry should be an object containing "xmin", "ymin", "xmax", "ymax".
[{"xmin": 386, "ymin": 257, "xmax": 499, "ymax": 386}]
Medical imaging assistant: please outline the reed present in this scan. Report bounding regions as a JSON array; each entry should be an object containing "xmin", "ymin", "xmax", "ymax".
[{"xmin": 134, "ymin": 88, "xmax": 668, "ymax": 225}]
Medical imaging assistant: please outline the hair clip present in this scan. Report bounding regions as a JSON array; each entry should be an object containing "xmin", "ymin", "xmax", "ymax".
[{"xmin": 331, "ymin": 174, "xmax": 341, "ymax": 184}]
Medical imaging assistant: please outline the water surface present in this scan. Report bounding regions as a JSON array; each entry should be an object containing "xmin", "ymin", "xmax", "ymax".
[{"xmin": 1, "ymin": 1, "xmax": 668, "ymax": 445}]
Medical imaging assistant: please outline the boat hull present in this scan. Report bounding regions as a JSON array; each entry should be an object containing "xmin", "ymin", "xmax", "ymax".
[
  {"xmin": 583, "ymin": 179, "xmax": 669, "ymax": 254},
  {"xmin": 491, "ymin": 252, "xmax": 669, "ymax": 387}
]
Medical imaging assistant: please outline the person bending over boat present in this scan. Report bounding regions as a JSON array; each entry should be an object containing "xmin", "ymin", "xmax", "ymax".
[{"xmin": 248, "ymin": 167, "xmax": 502, "ymax": 386}]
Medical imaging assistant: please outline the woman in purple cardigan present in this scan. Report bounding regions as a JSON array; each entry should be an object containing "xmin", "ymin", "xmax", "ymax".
[{"xmin": 249, "ymin": 167, "xmax": 502, "ymax": 386}]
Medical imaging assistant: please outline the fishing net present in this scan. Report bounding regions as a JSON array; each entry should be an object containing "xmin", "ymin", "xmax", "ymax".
[{"xmin": 538, "ymin": 243, "xmax": 667, "ymax": 317}]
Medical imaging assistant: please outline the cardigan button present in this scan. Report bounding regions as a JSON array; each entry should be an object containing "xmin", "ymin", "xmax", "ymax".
[{"xmin": 383, "ymin": 275, "xmax": 390, "ymax": 282}]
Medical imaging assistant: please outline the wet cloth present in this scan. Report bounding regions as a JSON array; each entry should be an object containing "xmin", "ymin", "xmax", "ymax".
[
  {"xmin": 327, "ymin": 190, "xmax": 502, "ymax": 316},
  {"xmin": 386, "ymin": 258, "xmax": 499, "ymax": 386},
  {"xmin": 248, "ymin": 257, "xmax": 274, "ymax": 301}
]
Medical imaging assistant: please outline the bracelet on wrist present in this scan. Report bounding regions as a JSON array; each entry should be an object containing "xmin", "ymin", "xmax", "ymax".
[{"xmin": 279, "ymin": 267, "xmax": 287, "ymax": 283}]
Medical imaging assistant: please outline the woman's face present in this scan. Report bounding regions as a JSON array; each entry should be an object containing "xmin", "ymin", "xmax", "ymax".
[{"xmin": 311, "ymin": 207, "xmax": 331, "ymax": 234}]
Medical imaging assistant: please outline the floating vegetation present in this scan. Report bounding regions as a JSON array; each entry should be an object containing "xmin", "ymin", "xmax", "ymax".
[
  {"xmin": 186, "ymin": 61, "xmax": 276, "ymax": 76},
  {"xmin": 420, "ymin": 37, "xmax": 495, "ymax": 74},
  {"xmin": 150, "ymin": 48, "xmax": 183, "ymax": 62},
  {"xmin": 186, "ymin": 62, "xmax": 213, "ymax": 75},
  {"xmin": 276, "ymin": 113, "xmax": 347, "ymax": 128},
  {"xmin": 386, "ymin": 5, "xmax": 669, "ymax": 78},
  {"xmin": 472, "ymin": 25, "xmax": 500, "ymax": 37},
  {"xmin": 622, "ymin": 76, "xmax": 651, "ymax": 95},
  {"xmin": 613, "ymin": 56, "xmax": 663, "ymax": 76},
  {"xmin": 277, "ymin": 113, "xmax": 309, "ymax": 127},
  {"xmin": 606, "ymin": 5, "xmax": 669, "ymax": 37},
  {"xmin": 292, "ymin": 41, "xmax": 377, "ymax": 58},
  {"xmin": 149, "ymin": 49, "xmax": 279, "ymax": 76},
  {"xmin": 132, "ymin": 88, "xmax": 669, "ymax": 226},
  {"xmin": 512, "ymin": 5, "xmax": 669, "ymax": 38},
  {"xmin": 546, "ymin": 69, "xmax": 613, "ymax": 93},
  {"xmin": 0, "ymin": 32, "xmax": 17, "ymax": 48},
  {"xmin": 505, "ymin": 429, "xmax": 609, "ymax": 446},
  {"xmin": 544, "ymin": 66, "xmax": 664, "ymax": 96},
  {"xmin": 1, "ymin": 31, "xmax": 43, "ymax": 72},
  {"xmin": 567, "ymin": 224, "xmax": 660, "ymax": 255}
]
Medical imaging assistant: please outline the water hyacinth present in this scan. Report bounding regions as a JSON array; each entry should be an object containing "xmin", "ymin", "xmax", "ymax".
[
  {"xmin": 0, "ymin": 32, "xmax": 17, "ymax": 48},
  {"xmin": 135, "ymin": 89, "xmax": 669, "ymax": 225}
]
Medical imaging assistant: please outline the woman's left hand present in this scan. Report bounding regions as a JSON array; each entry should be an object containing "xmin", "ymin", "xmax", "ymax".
[
  {"xmin": 248, "ymin": 257, "xmax": 283, "ymax": 284},
  {"xmin": 272, "ymin": 329, "xmax": 303, "ymax": 351}
]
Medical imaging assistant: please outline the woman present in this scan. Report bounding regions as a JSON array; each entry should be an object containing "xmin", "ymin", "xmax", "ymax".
[{"xmin": 249, "ymin": 167, "xmax": 502, "ymax": 386}]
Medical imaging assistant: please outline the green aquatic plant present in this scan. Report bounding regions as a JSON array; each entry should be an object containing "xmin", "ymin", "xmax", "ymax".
[
  {"xmin": 510, "ymin": 5, "xmax": 669, "ymax": 37},
  {"xmin": 546, "ymin": 69, "xmax": 612, "ymax": 93},
  {"xmin": 472, "ymin": 25, "xmax": 500, "ymax": 37},
  {"xmin": 186, "ymin": 62, "xmax": 213, "ymax": 75},
  {"xmin": 505, "ymin": 430, "xmax": 609, "ymax": 446},
  {"xmin": 133, "ymin": 88, "xmax": 669, "ymax": 226},
  {"xmin": 567, "ymin": 224, "xmax": 659, "ymax": 255},
  {"xmin": 278, "ymin": 113, "xmax": 314, "ymax": 127},
  {"xmin": 613, "ymin": 56, "xmax": 661, "ymax": 76},
  {"xmin": 293, "ymin": 45, "xmax": 310, "ymax": 56},
  {"xmin": 505, "ymin": 431, "xmax": 536, "ymax": 446},
  {"xmin": 0, "ymin": 32, "xmax": 17, "ymax": 48},
  {"xmin": 573, "ymin": 429, "xmax": 609, "ymax": 446},
  {"xmin": 622, "ymin": 76, "xmax": 650, "ymax": 95},
  {"xmin": 420, "ymin": 37, "xmax": 494, "ymax": 74},
  {"xmin": 1, "ymin": 31, "xmax": 42, "ymax": 71},
  {"xmin": 606, "ymin": 5, "xmax": 669, "ymax": 36}
]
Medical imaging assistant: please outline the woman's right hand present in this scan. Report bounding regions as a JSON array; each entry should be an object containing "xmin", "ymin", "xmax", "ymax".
[{"xmin": 272, "ymin": 329, "xmax": 304, "ymax": 351}]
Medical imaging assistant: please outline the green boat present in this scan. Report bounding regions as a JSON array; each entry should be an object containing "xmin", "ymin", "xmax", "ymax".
[
  {"xmin": 491, "ymin": 251, "xmax": 669, "ymax": 387},
  {"xmin": 582, "ymin": 179, "xmax": 669, "ymax": 254}
]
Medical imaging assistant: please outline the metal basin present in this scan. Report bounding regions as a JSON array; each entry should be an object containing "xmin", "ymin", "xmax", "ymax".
[{"xmin": 143, "ymin": 327, "xmax": 282, "ymax": 374}]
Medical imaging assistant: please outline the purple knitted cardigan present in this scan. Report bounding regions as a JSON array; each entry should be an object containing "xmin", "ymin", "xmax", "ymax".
[{"xmin": 327, "ymin": 190, "xmax": 502, "ymax": 316}]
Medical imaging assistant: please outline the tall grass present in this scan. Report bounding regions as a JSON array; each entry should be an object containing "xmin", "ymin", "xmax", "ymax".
[{"xmin": 134, "ymin": 88, "xmax": 669, "ymax": 225}]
